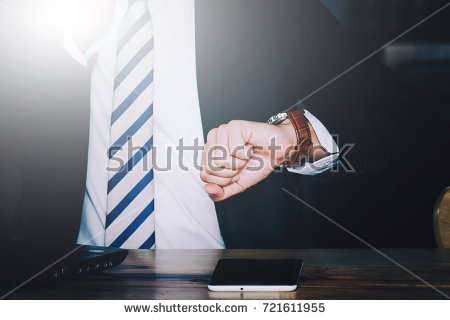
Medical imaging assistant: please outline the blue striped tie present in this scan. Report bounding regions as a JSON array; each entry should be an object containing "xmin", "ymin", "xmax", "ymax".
[{"xmin": 105, "ymin": 0, "xmax": 155, "ymax": 249}]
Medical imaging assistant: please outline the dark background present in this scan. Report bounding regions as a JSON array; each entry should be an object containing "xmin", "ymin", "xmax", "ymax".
[
  {"xmin": 320, "ymin": 0, "xmax": 450, "ymax": 141},
  {"xmin": 0, "ymin": 0, "xmax": 449, "ymax": 247}
]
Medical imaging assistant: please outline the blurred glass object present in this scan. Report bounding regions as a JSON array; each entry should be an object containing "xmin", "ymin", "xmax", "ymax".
[{"xmin": 434, "ymin": 187, "xmax": 450, "ymax": 248}]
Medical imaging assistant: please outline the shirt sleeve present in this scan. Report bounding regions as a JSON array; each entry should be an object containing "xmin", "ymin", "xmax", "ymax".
[{"xmin": 287, "ymin": 109, "xmax": 339, "ymax": 175}]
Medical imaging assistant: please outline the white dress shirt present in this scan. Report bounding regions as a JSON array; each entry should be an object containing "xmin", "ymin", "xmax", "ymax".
[{"xmin": 65, "ymin": 0, "xmax": 339, "ymax": 249}]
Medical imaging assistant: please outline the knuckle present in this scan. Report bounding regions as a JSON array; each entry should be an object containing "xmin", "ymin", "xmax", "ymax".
[
  {"xmin": 228, "ymin": 119, "xmax": 241, "ymax": 127},
  {"xmin": 204, "ymin": 163, "xmax": 212, "ymax": 173},
  {"xmin": 214, "ymin": 159, "xmax": 227, "ymax": 168},
  {"xmin": 205, "ymin": 163, "xmax": 216, "ymax": 174},
  {"xmin": 206, "ymin": 128, "xmax": 217, "ymax": 140},
  {"xmin": 219, "ymin": 178, "xmax": 233, "ymax": 187}
]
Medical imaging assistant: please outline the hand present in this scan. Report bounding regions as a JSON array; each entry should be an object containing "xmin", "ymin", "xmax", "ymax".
[{"xmin": 200, "ymin": 120, "xmax": 297, "ymax": 201}]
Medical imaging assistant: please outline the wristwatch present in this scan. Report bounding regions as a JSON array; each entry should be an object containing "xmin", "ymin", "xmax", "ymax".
[{"xmin": 267, "ymin": 110, "xmax": 313, "ymax": 167}]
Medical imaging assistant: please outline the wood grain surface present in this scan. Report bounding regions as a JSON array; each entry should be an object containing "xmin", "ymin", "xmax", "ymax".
[{"xmin": 4, "ymin": 249, "xmax": 450, "ymax": 300}]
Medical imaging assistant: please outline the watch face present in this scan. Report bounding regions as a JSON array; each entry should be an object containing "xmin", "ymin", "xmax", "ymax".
[{"xmin": 268, "ymin": 113, "xmax": 288, "ymax": 125}]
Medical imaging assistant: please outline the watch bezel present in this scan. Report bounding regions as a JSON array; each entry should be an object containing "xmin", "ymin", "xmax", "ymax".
[{"xmin": 267, "ymin": 112, "xmax": 288, "ymax": 125}]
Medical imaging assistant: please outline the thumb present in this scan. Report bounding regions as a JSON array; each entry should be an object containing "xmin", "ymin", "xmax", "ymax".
[
  {"xmin": 205, "ymin": 183, "xmax": 225, "ymax": 201},
  {"xmin": 205, "ymin": 182, "xmax": 246, "ymax": 202}
]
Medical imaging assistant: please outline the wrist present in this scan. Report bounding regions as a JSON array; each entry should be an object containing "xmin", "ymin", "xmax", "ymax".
[
  {"xmin": 267, "ymin": 110, "xmax": 314, "ymax": 167},
  {"xmin": 306, "ymin": 120, "xmax": 329, "ymax": 162},
  {"xmin": 279, "ymin": 120, "xmax": 298, "ymax": 154},
  {"xmin": 282, "ymin": 111, "xmax": 329, "ymax": 164}
]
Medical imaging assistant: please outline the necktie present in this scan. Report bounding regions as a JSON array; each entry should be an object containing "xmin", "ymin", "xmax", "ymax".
[{"xmin": 105, "ymin": 0, "xmax": 155, "ymax": 249}]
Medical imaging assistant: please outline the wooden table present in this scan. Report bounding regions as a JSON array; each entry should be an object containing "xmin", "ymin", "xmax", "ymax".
[{"xmin": 5, "ymin": 249, "xmax": 450, "ymax": 299}]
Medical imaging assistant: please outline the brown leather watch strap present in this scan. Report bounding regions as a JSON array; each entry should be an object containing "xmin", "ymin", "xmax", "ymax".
[{"xmin": 285, "ymin": 110, "xmax": 313, "ymax": 167}]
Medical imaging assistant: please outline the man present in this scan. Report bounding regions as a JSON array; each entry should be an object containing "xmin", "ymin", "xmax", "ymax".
[
  {"xmin": 0, "ymin": 0, "xmax": 442, "ymax": 249},
  {"xmin": 69, "ymin": 0, "xmax": 339, "ymax": 249}
]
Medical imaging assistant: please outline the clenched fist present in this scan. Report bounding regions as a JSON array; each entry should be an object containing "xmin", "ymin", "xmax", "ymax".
[{"xmin": 200, "ymin": 120, "xmax": 297, "ymax": 201}]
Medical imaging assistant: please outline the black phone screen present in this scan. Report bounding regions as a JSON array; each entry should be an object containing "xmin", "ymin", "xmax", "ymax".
[{"xmin": 209, "ymin": 258, "xmax": 303, "ymax": 286}]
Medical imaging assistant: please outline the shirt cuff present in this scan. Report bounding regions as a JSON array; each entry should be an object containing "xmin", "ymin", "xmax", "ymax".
[
  {"xmin": 287, "ymin": 153, "xmax": 339, "ymax": 175},
  {"xmin": 287, "ymin": 109, "xmax": 339, "ymax": 176}
]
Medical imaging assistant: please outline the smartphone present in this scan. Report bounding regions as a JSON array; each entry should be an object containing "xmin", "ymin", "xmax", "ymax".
[{"xmin": 208, "ymin": 258, "xmax": 303, "ymax": 291}]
